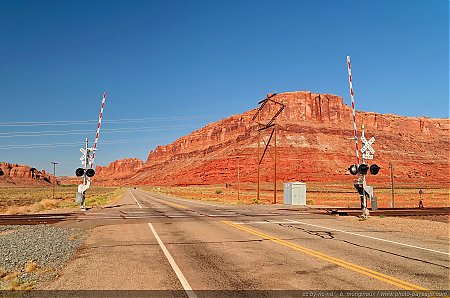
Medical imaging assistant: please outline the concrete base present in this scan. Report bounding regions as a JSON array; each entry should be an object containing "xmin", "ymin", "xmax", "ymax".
[{"xmin": 360, "ymin": 208, "xmax": 370, "ymax": 218}]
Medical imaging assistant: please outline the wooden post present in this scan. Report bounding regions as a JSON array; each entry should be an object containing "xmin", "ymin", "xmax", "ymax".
[
  {"xmin": 237, "ymin": 157, "xmax": 240, "ymax": 202},
  {"xmin": 273, "ymin": 124, "xmax": 277, "ymax": 204},
  {"xmin": 257, "ymin": 129, "xmax": 260, "ymax": 202},
  {"xmin": 51, "ymin": 162, "xmax": 58, "ymax": 200},
  {"xmin": 390, "ymin": 161, "xmax": 395, "ymax": 208}
]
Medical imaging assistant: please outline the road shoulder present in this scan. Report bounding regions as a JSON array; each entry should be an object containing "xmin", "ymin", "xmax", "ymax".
[{"xmin": 43, "ymin": 222, "xmax": 182, "ymax": 290}]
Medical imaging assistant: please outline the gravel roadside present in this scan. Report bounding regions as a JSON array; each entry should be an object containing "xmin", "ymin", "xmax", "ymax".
[
  {"xmin": 336, "ymin": 215, "xmax": 450, "ymax": 240},
  {"xmin": 0, "ymin": 225, "xmax": 86, "ymax": 290}
]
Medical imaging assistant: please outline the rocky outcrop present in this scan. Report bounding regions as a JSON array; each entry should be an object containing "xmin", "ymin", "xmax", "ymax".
[
  {"xmin": 94, "ymin": 91, "xmax": 449, "ymax": 186},
  {"xmin": 94, "ymin": 158, "xmax": 144, "ymax": 185},
  {"xmin": 0, "ymin": 162, "xmax": 56, "ymax": 186}
]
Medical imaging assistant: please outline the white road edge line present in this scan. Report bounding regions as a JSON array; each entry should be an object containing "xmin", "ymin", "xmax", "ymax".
[
  {"xmin": 130, "ymin": 189, "xmax": 143, "ymax": 209},
  {"xmin": 136, "ymin": 188, "xmax": 197, "ymax": 297},
  {"xmin": 283, "ymin": 219, "xmax": 449, "ymax": 255},
  {"xmin": 148, "ymin": 223, "xmax": 197, "ymax": 298}
]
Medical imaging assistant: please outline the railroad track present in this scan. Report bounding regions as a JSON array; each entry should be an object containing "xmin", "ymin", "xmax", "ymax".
[
  {"xmin": 0, "ymin": 207, "xmax": 448, "ymax": 225},
  {"xmin": 0, "ymin": 213, "xmax": 76, "ymax": 225},
  {"xmin": 322, "ymin": 207, "xmax": 450, "ymax": 217}
]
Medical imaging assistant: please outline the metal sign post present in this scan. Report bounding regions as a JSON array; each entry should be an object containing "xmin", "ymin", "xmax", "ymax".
[
  {"xmin": 77, "ymin": 138, "xmax": 95, "ymax": 210},
  {"xmin": 361, "ymin": 124, "xmax": 378, "ymax": 216},
  {"xmin": 361, "ymin": 125, "xmax": 370, "ymax": 217}
]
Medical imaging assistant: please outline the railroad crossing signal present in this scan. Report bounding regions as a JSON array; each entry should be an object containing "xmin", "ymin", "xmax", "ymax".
[
  {"xmin": 75, "ymin": 92, "xmax": 106, "ymax": 211},
  {"xmin": 76, "ymin": 168, "xmax": 95, "ymax": 177},
  {"xmin": 76, "ymin": 145, "xmax": 96, "ymax": 177},
  {"xmin": 348, "ymin": 164, "xmax": 358, "ymax": 175},
  {"xmin": 75, "ymin": 168, "xmax": 85, "ymax": 177},
  {"xmin": 358, "ymin": 164, "xmax": 369, "ymax": 175},
  {"xmin": 348, "ymin": 163, "xmax": 380, "ymax": 175},
  {"xmin": 369, "ymin": 164, "xmax": 380, "ymax": 175}
]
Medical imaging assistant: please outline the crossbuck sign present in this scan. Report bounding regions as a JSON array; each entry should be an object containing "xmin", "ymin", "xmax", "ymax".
[
  {"xmin": 80, "ymin": 147, "xmax": 95, "ymax": 167},
  {"xmin": 361, "ymin": 135, "xmax": 375, "ymax": 160}
]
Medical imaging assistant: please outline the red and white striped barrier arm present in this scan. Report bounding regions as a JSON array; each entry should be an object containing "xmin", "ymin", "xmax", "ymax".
[
  {"xmin": 347, "ymin": 56, "xmax": 360, "ymax": 165},
  {"xmin": 90, "ymin": 91, "xmax": 106, "ymax": 169}
]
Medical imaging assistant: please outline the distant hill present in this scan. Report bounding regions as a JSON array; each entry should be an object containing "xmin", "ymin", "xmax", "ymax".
[
  {"xmin": 94, "ymin": 91, "xmax": 449, "ymax": 187},
  {"xmin": 0, "ymin": 162, "xmax": 56, "ymax": 186}
]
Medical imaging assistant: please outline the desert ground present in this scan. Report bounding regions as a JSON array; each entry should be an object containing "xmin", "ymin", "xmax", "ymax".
[
  {"xmin": 0, "ymin": 185, "xmax": 123, "ymax": 215},
  {"xmin": 142, "ymin": 182, "xmax": 449, "ymax": 208}
]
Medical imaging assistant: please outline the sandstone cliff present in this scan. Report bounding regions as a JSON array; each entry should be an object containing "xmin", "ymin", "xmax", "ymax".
[
  {"xmin": 94, "ymin": 158, "xmax": 144, "ymax": 183},
  {"xmin": 0, "ymin": 162, "xmax": 56, "ymax": 186},
  {"xmin": 94, "ymin": 91, "xmax": 449, "ymax": 186}
]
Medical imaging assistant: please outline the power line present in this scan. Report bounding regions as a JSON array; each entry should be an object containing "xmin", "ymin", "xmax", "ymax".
[
  {"xmin": 0, "ymin": 138, "xmax": 159, "ymax": 149},
  {"xmin": 0, "ymin": 124, "xmax": 199, "ymax": 138},
  {"xmin": 0, "ymin": 115, "xmax": 221, "ymax": 127}
]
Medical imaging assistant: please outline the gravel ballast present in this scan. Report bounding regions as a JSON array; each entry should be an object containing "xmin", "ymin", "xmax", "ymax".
[{"xmin": 0, "ymin": 225, "xmax": 86, "ymax": 288}]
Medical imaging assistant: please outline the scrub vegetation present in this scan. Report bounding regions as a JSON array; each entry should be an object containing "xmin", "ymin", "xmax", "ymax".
[{"xmin": 0, "ymin": 185, "xmax": 124, "ymax": 214}]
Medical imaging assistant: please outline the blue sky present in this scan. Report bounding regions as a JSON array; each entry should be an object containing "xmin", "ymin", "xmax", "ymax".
[{"xmin": 0, "ymin": 0, "xmax": 448, "ymax": 176}]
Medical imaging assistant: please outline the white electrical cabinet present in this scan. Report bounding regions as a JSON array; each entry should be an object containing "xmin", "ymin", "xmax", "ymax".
[{"xmin": 284, "ymin": 182, "xmax": 306, "ymax": 206}]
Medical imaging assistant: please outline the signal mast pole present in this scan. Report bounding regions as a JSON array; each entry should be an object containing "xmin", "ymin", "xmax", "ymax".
[
  {"xmin": 84, "ymin": 138, "xmax": 88, "ymax": 186},
  {"xmin": 361, "ymin": 125, "xmax": 368, "ymax": 216}
]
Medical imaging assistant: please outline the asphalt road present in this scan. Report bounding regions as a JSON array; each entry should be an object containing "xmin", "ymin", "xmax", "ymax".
[{"xmin": 46, "ymin": 188, "xmax": 449, "ymax": 295}]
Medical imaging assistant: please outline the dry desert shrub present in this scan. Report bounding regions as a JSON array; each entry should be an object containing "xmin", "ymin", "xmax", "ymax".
[
  {"xmin": 24, "ymin": 261, "xmax": 38, "ymax": 273},
  {"xmin": 4, "ymin": 199, "xmax": 59, "ymax": 214},
  {"xmin": 4, "ymin": 206, "xmax": 29, "ymax": 215},
  {"xmin": 68, "ymin": 233, "xmax": 81, "ymax": 241},
  {"xmin": 3, "ymin": 272, "xmax": 19, "ymax": 281},
  {"xmin": 38, "ymin": 199, "xmax": 58, "ymax": 210},
  {"xmin": 0, "ymin": 268, "xmax": 6, "ymax": 279},
  {"xmin": 5, "ymin": 278, "xmax": 34, "ymax": 290}
]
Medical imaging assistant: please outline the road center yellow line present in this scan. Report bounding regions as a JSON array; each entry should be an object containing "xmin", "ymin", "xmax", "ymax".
[{"xmin": 222, "ymin": 221, "xmax": 428, "ymax": 291}]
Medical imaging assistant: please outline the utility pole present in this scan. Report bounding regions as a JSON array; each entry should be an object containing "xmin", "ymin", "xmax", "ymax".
[
  {"xmin": 273, "ymin": 122, "xmax": 277, "ymax": 204},
  {"xmin": 390, "ymin": 161, "xmax": 395, "ymax": 208},
  {"xmin": 251, "ymin": 93, "xmax": 285, "ymax": 205},
  {"xmin": 51, "ymin": 162, "xmax": 58, "ymax": 200},
  {"xmin": 237, "ymin": 157, "xmax": 240, "ymax": 202},
  {"xmin": 257, "ymin": 115, "xmax": 261, "ymax": 202}
]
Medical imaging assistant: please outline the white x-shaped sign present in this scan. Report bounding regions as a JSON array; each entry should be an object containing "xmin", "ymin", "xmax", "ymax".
[
  {"xmin": 361, "ymin": 136, "xmax": 375, "ymax": 154},
  {"xmin": 80, "ymin": 147, "xmax": 94, "ymax": 165}
]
